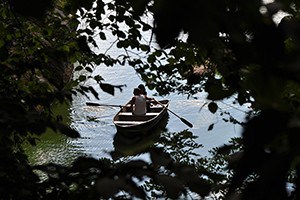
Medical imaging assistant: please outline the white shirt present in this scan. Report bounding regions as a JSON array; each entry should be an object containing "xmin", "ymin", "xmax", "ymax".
[{"xmin": 132, "ymin": 95, "xmax": 146, "ymax": 115}]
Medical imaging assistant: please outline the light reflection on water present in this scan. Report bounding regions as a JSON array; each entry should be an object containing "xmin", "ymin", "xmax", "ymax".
[
  {"xmin": 25, "ymin": 21, "xmax": 250, "ymax": 165},
  {"xmin": 24, "ymin": 63, "xmax": 249, "ymax": 166},
  {"xmin": 25, "ymin": 63, "xmax": 248, "ymax": 165},
  {"xmin": 69, "ymin": 63, "xmax": 248, "ymax": 160},
  {"xmin": 24, "ymin": 102, "xmax": 86, "ymax": 166},
  {"xmin": 24, "ymin": 129, "xmax": 85, "ymax": 166}
]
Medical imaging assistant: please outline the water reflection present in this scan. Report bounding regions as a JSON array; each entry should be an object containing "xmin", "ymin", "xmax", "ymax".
[
  {"xmin": 25, "ymin": 84, "xmax": 247, "ymax": 166},
  {"xmin": 24, "ymin": 102, "xmax": 87, "ymax": 166},
  {"xmin": 24, "ymin": 128, "xmax": 86, "ymax": 166},
  {"xmin": 113, "ymin": 113, "xmax": 170, "ymax": 157},
  {"xmin": 70, "ymin": 61, "xmax": 247, "ymax": 159}
]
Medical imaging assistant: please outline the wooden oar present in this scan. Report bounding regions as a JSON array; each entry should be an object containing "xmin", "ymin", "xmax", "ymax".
[
  {"xmin": 86, "ymin": 102, "xmax": 124, "ymax": 108},
  {"xmin": 154, "ymin": 100, "xmax": 193, "ymax": 128}
]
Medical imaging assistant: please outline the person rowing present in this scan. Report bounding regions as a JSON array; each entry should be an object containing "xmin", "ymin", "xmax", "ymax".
[{"xmin": 130, "ymin": 88, "xmax": 147, "ymax": 115}]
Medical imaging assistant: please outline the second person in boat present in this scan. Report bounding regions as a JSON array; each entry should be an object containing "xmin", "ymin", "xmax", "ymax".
[{"xmin": 138, "ymin": 84, "xmax": 155, "ymax": 112}]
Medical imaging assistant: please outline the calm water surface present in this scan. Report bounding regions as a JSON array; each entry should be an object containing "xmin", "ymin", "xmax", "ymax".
[
  {"xmin": 26, "ymin": 23, "xmax": 250, "ymax": 166},
  {"xmin": 70, "ymin": 64, "xmax": 248, "ymax": 159},
  {"xmin": 26, "ymin": 63, "xmax": 248, "ymax": 166}
]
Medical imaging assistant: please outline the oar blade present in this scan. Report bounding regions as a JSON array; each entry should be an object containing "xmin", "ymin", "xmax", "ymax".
[
  {"xmin": 154, "ymin": 99, "xmax": 193, "ymax": 128},
  {"xmin": 86, "ymin": 102, "xmax": 100, "ymax": 106},
  {"xmin": 86, "ymin": 102, "xmax": 123, "ymax": 108},
  {"xmin": 180, "ymin": 117, "xmax": 193, "ymax": 128}
]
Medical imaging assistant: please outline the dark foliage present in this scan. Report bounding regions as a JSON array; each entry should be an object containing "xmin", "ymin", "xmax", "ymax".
[{"xmin": 2, "ymin": 0, "xmax": 300, "ymax": 199}]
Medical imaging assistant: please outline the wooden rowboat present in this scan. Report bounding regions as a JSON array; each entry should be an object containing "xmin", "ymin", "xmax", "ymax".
[{"xmin": 113, "ymin": 100, "xmax": 169, "ymax": 133}]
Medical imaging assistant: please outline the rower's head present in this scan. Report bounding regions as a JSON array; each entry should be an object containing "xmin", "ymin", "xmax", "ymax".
[
  {"xmin": 138, "ymin": 84, "xmax": 147, "ymax": 95},
  {"xmin": 133, "ymin": 88, "xmax": 141, "ymax": 95},
  {"xmin": 138, "ymin": 84, "xmax": 145, "ymax": 91}
]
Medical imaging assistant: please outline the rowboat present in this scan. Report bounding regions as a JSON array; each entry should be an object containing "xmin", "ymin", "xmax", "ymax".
[{"xmin": 113, "ymin": 99, "xmax": 169, "ymax": 133}]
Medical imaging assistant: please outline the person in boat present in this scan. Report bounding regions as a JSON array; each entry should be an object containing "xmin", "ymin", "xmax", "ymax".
[
  {"xmin": 138, "ymin": 84, "xmax": 154, "ymax": 112},
  {"xmin": 131, "ymin": 88, "xmax": 147, "ymax": 115}
]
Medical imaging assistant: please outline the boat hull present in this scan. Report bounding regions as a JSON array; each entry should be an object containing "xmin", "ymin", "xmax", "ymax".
[{"xmin": 113, "ymin": 100, "xmax": 169, "ymax": 134}]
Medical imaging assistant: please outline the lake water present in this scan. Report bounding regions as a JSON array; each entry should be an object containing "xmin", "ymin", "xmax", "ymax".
[
  {"xmin": 25, "ymin": 61, "xmax": 249, "ymax": 166},
  {"xmin": 26, "ymin": 18, "xmax": 250, "ymax": 166},
  {"xmin": 70, "ymin": 63, "xmax": 248, "ymax": 158}
]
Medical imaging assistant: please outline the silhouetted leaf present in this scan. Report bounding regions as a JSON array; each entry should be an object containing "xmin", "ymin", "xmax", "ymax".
[
  {"xmin": 208, "ymin": 123, "xmax": 214, "ymax": 131},
  {"xmin": 99, "ymin": 32, "xmax": 106, "ymax": 40},
  {"xmin": 72, "ymin": 157, "xmax": 108, "ymax": 171},
  {"xmin": 150, "ymin": 148, "xmax": 173, "ymax": 167},
  {"xmin": 208, "ymin": 102, "xmax": 218, "ymax": 113},
  {"xmin": 100, "ymin": 83, "xmax": 115, "ymax": 95},
  {"xmin": 188, "ymin": 178, "xmax": 211, "ymax": 198},
  {"xmin": 155, "ymin": 175, "xmax": 184, "ymax": 199},
  {"xmin": 88, "ymin": 86, "xmax": 99, "ymax": 99}
]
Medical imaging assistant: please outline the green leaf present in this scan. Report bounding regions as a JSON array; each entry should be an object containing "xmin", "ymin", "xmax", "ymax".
[
  {"xmin": 75, "ymin": 65, "xmax": 83, "ymax": 71},
  {"xmin": 61, "ymin": 45, "xmax": 70, "ymax": 53},
  {"xmin": 85, "ymin": 66, "xmax": 93, "ymax": 72},
  {"xmin": 147, "ymin": 55, "xmax": 156, "ymax": 63},
  {"xmin": 88, "ymin": 86, "xmax": 99, "ymax": 99},
  {"xmin": 108, "ymin": 15, "xmax": 115, "ymax": 22},
  {"xmin": 100, "ymin": 83, "xmax": 115, "ymax": 95},
  {"xmin": 99, "ymin": 32, "xmax": 106, "ymax": 40},
  {"xmin": 117, "ymin": 30, "xmax": 126, "ymax": 38},
  {"xmin": 208, "ymin": 102, "xmax": 218, "ymax": 113},
  {"xmin": 140, "ymin": 44, "xmax": 150, "ymax": 52},
  {"xmin": 205, "ymin": 78, "xmax": 235, "ymax": 100},
  {"xmin": 94, "ymin": 75, "xmax": 104, "ymax": 82},
  {"xmin": 78, "ymin": 75, "xmax": 86, "ymax": 82},
  {"xmin": 208, "ymin": 123, "xmax": 214, "ymax": 131},
  {"xmin": 116, "ymin": 41, "xmax": 124, "ymax": 48},
  {"xmin": 142, "ymin": 23, "xmax": 152, "ymax": 31}
]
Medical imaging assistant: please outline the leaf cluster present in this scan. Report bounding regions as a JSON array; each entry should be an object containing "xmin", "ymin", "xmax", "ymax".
[
  {"xmin": 3, "ymin": 0, "xmax": 300, "ymax": 199},
  {"xmin": 0, "ymin": 1, "xmax": 101, "ymax": 198}
]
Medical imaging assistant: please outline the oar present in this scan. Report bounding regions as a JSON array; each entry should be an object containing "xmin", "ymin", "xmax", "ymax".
[
  {"xmin": 86, "ymin": 102, "xmax": 124, "ymax": 108},
  {"xmin": 154, "ymin": 100, "xmax": 193, "ymax": 128}
]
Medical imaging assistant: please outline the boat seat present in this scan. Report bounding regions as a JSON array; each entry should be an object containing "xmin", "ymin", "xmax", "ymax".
[
  {"xmin": 151, "ymin": 104, "xmax": 164, "ymax": 107},
  {"xmin": 114, "ymin": 121, "xmax": 143, "ymax": 125},
  {"xmin": 118, "ymin": 112, "xmax": 159, "ymax": 116}
]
